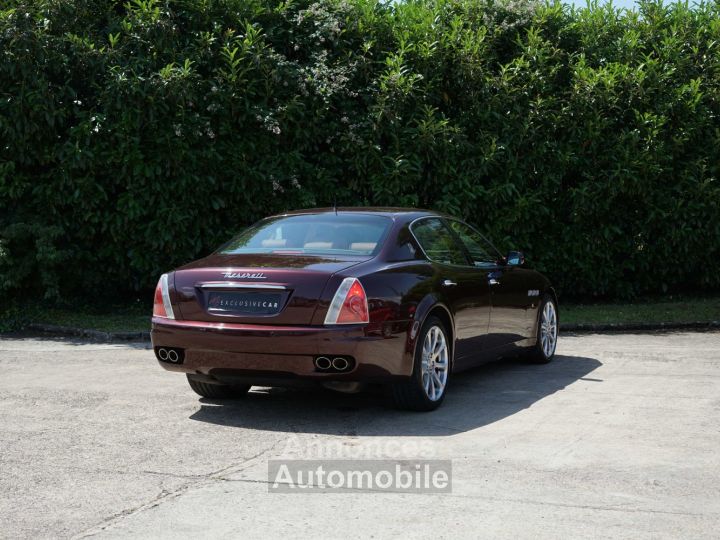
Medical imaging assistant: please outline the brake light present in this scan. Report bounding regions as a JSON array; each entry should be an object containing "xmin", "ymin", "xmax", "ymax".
[
  {"xmin": 324, "ymin": 278, "xmax": 369, "ymax": 325},
  {"xmin": 153, "ymin": 273, "xmax": 175, "ymax": 319}
]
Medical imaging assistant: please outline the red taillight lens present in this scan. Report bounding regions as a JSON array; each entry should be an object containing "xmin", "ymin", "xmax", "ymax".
[
  {"xmin": 324, "ymin": 278, "xmax": 369, "ymax": 325},
  {"xmin": 153, "ymin": 281, "xmax": 166, "ymax": 318},
  {"xmin": 152, "ymin": 274, "xmax": 175, "ymax": 319}
]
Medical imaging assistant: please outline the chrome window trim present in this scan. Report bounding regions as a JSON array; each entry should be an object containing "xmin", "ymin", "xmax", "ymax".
[{"xmin": 199, "ymin": 282, "xmax": 287, "ymax": 290}]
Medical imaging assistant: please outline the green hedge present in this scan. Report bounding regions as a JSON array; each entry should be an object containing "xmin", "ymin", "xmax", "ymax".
[{"xmin": 1, "ymin": 0, "xmax": 719, "ymax": 301}]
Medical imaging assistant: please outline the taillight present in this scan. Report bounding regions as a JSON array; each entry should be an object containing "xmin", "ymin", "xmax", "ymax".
[
  {"xmin": 324, "ymin": 278, "xmax": 369, "ymax": 325},
  {"xmin": 152, "ymin": 273, "xmax": 175, "ymax": 319}
]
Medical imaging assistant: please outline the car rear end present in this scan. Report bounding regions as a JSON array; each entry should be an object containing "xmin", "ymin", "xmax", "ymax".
[{"xmin": 150, "ymin": 212, "xmax": 413, "ymax": 387}]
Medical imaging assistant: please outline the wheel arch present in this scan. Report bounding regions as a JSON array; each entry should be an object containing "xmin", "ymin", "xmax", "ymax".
[{"xmin": 411, "ymin": 297, "xmax": 455, "ymax": 366}]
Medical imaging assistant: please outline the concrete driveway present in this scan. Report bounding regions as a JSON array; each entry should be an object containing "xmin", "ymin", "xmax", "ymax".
[{"xmin": 0, "ymin": 331, "xmax": 718, "ymax": 539}]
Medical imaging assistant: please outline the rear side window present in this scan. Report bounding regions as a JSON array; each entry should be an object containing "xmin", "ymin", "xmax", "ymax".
[
  {"xmin": 411, "ymin": 218, "xmax": 468, "ymax": 266},
  {"xmin": 447, "ymin": 220, "xmax": 499, "ymax": 268},
  {"xmin": 220, "ymin": 214, "xmax": 391, "ymax": 256}
]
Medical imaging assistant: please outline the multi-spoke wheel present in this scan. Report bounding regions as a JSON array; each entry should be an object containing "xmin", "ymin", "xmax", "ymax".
[
  {"xmin": 392, "ymin": 316, "xmax": 451, "ymax": 411},
  {"xmin": 528, "ymin": 295, "xmax": 558, "ymax": 363},
  {"xmin": 420, "ymin": 325, "xmax": 449, "ymax": 402}
]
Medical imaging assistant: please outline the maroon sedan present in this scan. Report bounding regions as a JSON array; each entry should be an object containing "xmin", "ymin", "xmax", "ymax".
[{"xmin": 152, "ymin": 208, "xmax": 558, "ymax": 411}]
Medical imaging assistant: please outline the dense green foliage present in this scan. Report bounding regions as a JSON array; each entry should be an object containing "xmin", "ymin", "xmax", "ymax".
[{"xmin": 1, "ymin": 0, "xmax": 719, "ymax": 301}]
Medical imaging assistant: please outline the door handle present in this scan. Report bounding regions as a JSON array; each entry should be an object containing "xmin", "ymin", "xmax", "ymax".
[
  {"xmin": 442, "ymin": 279, "xmax": 457, "ymax": 287},
  {"xmin": 488, "ymin": 278, "xmax": 500, "ymax": 286},
  {"xmin": 487, "ymin": 271, "xmax": 502, "ymax": 286}
]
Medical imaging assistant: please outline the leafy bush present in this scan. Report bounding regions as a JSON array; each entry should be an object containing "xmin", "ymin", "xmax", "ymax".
[{"xmin": 1, "ymin": 0, "xmax": 718, "ymax": 301}]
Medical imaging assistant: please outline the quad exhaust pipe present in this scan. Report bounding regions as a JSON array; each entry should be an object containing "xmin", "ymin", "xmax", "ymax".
[
  {"xmin": 314, "ymin": 356, "xmax": 354, "ymax": 373},
  {"xmin": 156, "ymin": 347, "xmax": 184, "ymax": 364},
  {"xmin": 315, "ymin": 356, "xmax": 332, "ymax": 370},
  {"xmin": 331, "ymin": 357, "xmax": 349, "ymax": 371}
]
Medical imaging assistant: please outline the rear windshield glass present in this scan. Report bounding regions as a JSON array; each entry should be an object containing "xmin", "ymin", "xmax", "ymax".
[{"xmin": 220, "ymin": 214, "xmax": 392, "ymax": 256}]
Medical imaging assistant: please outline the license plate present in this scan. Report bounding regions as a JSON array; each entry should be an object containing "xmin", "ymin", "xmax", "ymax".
[{"xmin": 207, "ymin": 292, "xmax": 282, "ymax": 315}]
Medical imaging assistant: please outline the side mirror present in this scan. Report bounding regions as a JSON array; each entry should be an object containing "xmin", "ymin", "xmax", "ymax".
[{"xmin": 506, "ymin": 250, "xmax": 524, "ymax": 266}]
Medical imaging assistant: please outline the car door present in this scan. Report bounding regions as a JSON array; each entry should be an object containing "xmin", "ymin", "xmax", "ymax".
[
  {"xmin": 410, "ymin": 218, "xmax": 491, "ymax": 368},
  {"xmin": 446, "ymin": 220, "xmax": 533, "ymax": 349}
]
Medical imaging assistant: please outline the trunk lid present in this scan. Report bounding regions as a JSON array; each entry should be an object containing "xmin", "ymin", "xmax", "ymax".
[{"xmin": 172, "ymin": 253, "xmax": 365, "ymax": 325}]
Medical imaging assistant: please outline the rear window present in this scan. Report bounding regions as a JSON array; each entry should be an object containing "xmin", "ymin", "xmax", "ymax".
[{"xmin": 220, "ymin": 214, "xmax": 392, "ymax": 256}]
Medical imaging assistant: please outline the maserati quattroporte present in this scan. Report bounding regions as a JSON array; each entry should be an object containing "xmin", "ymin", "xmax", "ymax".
[{"xmin": 151, "ymin": 208, "xmax": 558, "ymax": 411}]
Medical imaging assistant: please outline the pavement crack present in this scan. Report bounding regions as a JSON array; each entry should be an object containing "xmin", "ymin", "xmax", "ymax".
[
  {"xmin": 72, "ymin": 487, "xmax": 183, "ymax": 539},
  {"xmin": 199, "ymin": 477, "xmax": 717, "ymax": 518},
  {"xmin": 72, "ymin": 436, "xmax": 288, "ymax": 538},
  {"xmin": 139, "ymin": 470, "xmax": 208, "ymax": 480}
]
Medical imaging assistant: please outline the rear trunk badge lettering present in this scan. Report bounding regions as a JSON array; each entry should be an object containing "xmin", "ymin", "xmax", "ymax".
[{"xmin": 222, "ymin": 272, "xmax": 267, "ymax": 279}]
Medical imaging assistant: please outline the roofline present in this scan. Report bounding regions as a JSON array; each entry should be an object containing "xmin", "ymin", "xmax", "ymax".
[{"xmin": 271, "ymin": 207, "xmax": 447, "ymax": 219}]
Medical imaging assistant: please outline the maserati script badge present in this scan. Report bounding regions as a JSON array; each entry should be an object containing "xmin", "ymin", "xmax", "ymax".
[{"xmin": 222, "ymin": 272, "xmax": 267, "ymax": 279}]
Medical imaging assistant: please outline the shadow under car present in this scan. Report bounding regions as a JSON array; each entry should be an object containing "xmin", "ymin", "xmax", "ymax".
[{"xmin": 188, "ymin": 354, "xmax": 601, "ymax": 436}]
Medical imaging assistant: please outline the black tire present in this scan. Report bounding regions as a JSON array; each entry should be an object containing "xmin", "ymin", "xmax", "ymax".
[
  {"xmin": 392, "ymin": 316, "xmax": 451, "ymax": 412},
  {"xmin": 186, "ymin": 375, "xmax": 251, "ymax": 399},
  {"xmin": 527, "ymin": 294, "xmax": 558, "ymax": 364}
]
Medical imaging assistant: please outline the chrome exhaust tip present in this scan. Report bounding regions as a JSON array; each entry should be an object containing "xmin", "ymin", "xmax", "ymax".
[
  {"xmin": 332, "ymin": 357, "xmax": 349, "ymax": 372},
  {"xmin": 158, "ymin": 348, "xmax": 169, "ymax": 361},
  {"xmin": 315, "ymin": 356, "xmax": 332, "ymax": 370},
  {"xmin": 167, "ymin": 349, "xmax": 179, "ymax": 363}
]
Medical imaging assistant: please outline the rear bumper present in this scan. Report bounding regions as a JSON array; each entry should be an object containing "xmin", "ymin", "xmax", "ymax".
[{"xmin": 151, "ymin": 317, "xmax": 413, "ymax": 383}]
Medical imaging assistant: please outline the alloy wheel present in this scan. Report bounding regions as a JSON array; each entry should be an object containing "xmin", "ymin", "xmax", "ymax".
[
  {"xmin": 420, "ymin": 325, "xmax": 449, "ymax": 401},
  {"xmin": 540, "ymin": 301, "xmax": 558, "ymax": 358}
]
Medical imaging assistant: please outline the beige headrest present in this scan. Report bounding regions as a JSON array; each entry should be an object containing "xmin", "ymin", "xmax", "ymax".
[
  {"xmin": 350, "ymin": 242, "xmax": 376, "ymax": 251},
  {"xmin": 261, "ymin": 239, "xmax": 287, "ymax": 247}
]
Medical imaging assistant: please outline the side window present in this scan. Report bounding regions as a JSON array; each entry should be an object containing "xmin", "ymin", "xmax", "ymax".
[
  {"xmin": 411, "ymin": 218, "xmax": 469, "ymax": 266},
  {"xmin": 447, "ymin": 220, "xmax": 499, "ymax": 268},
  {"xmin": 386, "ymin": 226, "xmax": 422, "ymax": 262}
]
